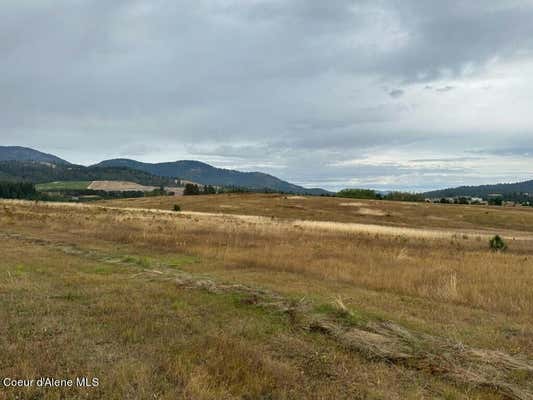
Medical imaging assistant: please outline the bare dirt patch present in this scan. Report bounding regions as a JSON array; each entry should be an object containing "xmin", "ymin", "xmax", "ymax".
[
  {"xmin": 357, "ymin": 207, "xmax": 387, "ymax": 216},
  {"xmin": 88, "ymin": 180, "xmax": 158, "ymax": 192}
]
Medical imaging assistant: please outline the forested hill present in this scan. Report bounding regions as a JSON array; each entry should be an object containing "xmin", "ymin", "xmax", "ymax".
[
  {"xmin": 95, "ymin": 159, "xmax": 329, "ymax": 195},
  {"xmin": 0, "ymin": 161, "xmax": 175, "ymax": 186},
  {"xmin": 424, "ymin": 179, "xmax": 533, "ymax": 198},
  {"xmin": 0, "ymin": 146, "xmax": 70, "ymax": 164},
  {"xmin": 0, "ymin": 146, "xmax": 329, "ymax": 195}
]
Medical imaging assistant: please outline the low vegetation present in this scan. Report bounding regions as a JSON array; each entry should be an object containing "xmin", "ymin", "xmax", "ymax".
[
  {"xmin": 103, "ymin": 193, "xmax": 533, "ymax": 233},
  {"xmin": 489, "ymin": 235, "xmax": 507, "ymax": 252},
  {"xmin": 36, "ymin": 181, "xmax": 91, "ymax": 191},
  {"xmin": 1, "ymin": 197, "xmax": 532, "ymax": 399},
  {"xmin": 337, "ymin": 188, "xmax": 424, "ymax": 202}
]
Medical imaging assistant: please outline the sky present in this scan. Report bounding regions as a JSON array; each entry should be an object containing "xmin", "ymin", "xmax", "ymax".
[{"xmin": 2, "ymin": 0, "xmax": 533, "ymax": 191}]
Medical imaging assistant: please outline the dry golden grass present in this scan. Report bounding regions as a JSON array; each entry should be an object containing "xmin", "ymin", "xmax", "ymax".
[
  {"xmin": 1, "ymin": 198, "xmax": 533, "ymax": 399},
  {"xmin": 103, "ymin": 192, "xmax": 533, "ymax": 233}
]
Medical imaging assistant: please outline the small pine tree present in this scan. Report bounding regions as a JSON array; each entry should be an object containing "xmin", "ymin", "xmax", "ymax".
[{"xmin": 489, "ymin": 235, "xmax": 507, "ymax": 251}]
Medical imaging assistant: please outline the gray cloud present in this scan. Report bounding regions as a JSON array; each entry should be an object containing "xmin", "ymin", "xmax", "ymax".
[
  {"xmin": 1, "ymin": 0, "xmax": 533, "ymax": 190},
  {"xmin": 435, "ymin": 86, "xmax": 455, "ymax": 93},
  {"xmin": 389, "ymin": 89, "xmax": 404, "ymax": 98},
  {"xmin": 409, "ymin": 157, "xmax": 482, "ymax": 163}
]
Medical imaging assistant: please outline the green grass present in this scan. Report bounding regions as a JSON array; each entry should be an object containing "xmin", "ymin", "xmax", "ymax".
[{"xmin": 36, "ymin": 181, "xmax": 91, "ymax": 191}]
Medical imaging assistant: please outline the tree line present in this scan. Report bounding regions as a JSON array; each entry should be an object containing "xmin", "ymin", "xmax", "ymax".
[
  {"xmin": 0, "ymin": 182, "xmax": 40, "ymax": 199},
  {"xmin": 183, "ymin": 184, "xmax": 217, "ymax": 195},
  {"xmin": 0, "ymin": 181, "xmax": 173, "ymax": 202},
  {"xmin": 337, "ymin": 188, "xmax": 424, "ymax": 202}
]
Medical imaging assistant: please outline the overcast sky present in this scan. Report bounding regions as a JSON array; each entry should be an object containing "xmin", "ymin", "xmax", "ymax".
[{"xmin": 2, "ymin": 0, "xmax": 533, "ymax": 191}]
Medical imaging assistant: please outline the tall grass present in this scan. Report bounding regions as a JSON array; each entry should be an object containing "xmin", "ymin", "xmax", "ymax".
[{"xmin": 2, "ymin": 200, "xmax": 533, "ymax": 319}]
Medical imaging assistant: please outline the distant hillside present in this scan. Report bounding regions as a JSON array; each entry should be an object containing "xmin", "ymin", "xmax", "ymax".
[
  {"xmin": 424, "ymin": 179, "xmax": 533, "ymax": 199},
  {"xmin": 0, "ymin": 161, "xmax": 175, "ymax": 187},
  {"xmin": 0, "ymin": 146, "xmax": 329, "ymax": 194},
  {"xmin": 95, "ymin": 159, "xmax": 329, "ymax": 195},
  {"xmin": 0, "ymin": 146, "xmax": 70, "ymax": 164}
]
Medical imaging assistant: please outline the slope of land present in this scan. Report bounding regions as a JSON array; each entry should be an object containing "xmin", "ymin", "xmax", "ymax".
[
  {"xmin": 424, "ymin": 179, "xmax": 533, "ymax": 198},
  {"xmin": 87, "ymin": 180, "xmax": 158, "ymax": 192},
  {"xmin": 0, "ymin": 160, "xmax": 176, "ymax": 187},
  {"xmin": 36, "ymin": 181, "xmax": 92, "ymax": 191},
  {"xmin": 1, "ymin": 197, "xmax": 532, "ymax": 399},
  {"xmin": 95, "ymin": 158, "xmax": 329, "ymax": 195},
  {"xmin": 0, "ymin": 146, "xmax": 329, "ymax": 194},
  {"xmin": 0, "ymin": 145, "xmax": 70, "ymax": 164},
  {"xmin": 102, "ymin": 193, "xmax": 533, "ymax": 234}
]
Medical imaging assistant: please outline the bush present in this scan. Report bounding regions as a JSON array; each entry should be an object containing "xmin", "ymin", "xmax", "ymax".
[
  {"xmin": 183, "ymin": 183, "xmax": 200, "ymax": 195},
  {"xmin": 489, "ymin": 235, "xmax": 507, "ymax": 251},
  {"xmin": 173, "ymin": 204, "xmax": 181, "ymax": 212}
]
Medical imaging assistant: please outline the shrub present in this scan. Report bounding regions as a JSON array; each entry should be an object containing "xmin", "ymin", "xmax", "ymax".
[
  {"xmin": 183, "ymin": 183, "xmax": 200, "ymax": 195},
  {"xmin": 173, "ymin": 204, "xmax": 181, "ymax": 212},
  {"xmin": 489, "ymin": 235, "xmax": 507, "ymax": 252}
]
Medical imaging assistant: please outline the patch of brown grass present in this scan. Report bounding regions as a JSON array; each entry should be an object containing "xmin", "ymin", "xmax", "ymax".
[
  {"xmin": 102, "ymin": 193, "xmax": 533, "ymax": 233},
  {"xmin": 2, "ymin": 199, "xmax": 533, "ymax": 399}
]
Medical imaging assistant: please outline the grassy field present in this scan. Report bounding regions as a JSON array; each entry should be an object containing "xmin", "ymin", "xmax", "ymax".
[
  {"xmin": 103, "ymin": 193, "xmax": 533, "ymax": 233},
  {"xmin": 36, "ymin": 181, "xmax": 91, "ymax": 191},
  {"xmin": 1, "ymin": 197, "xmax": 533, "ymax": 399}
]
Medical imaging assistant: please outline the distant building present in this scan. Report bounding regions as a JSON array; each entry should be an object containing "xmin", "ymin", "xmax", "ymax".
[
  {"xmin": 425, "ymin": 196, "xmax": 488, "ymax": 205},
  {"xmin": 470, "ymin": 197, "xmax": 484, "ymax": 204}
]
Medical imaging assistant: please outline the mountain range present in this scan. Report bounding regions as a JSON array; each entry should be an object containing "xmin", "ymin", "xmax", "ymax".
[
  {"xmin": 0, "ymin": 146, "xmax": 328, "ymax": 195},
  {"xmin": 5, "ymin": 146, "xmax": 532, "ymax": 198},
  {"xmin": 95, "ymin": 158, "xmax": 327, "ymax": 194}
]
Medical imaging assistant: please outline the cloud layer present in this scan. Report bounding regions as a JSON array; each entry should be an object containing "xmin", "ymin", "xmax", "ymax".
[{"xmin": 2, "ymin": 0, "xmax": 533, "ymax": 190}]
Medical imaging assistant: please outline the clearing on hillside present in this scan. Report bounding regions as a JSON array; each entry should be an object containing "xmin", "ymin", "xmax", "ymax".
[
  {"xmin": 36, "ymin": 181, "xmax": 91, "ymax": 191},
  {"xmin": 88, "ymin": 180, "xmax": 159, "ymax": 192}
]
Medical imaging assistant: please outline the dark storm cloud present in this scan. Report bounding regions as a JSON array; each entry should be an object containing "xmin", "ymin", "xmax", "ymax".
[{"xmin": 1, "ymin": 0, "xmax": 533, "ymax": 190}]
